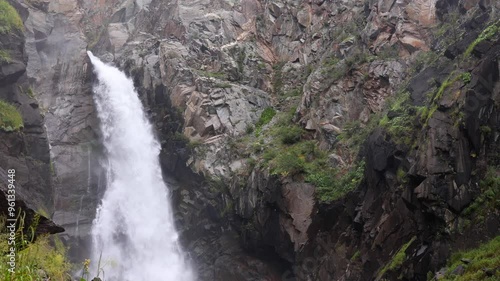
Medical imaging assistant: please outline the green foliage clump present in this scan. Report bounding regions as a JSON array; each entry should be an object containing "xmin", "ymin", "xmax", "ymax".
[
  {"xmin": 461, "ymin": 72, "xmax": 472, "ymax": 84},
  {"xmin": 0, "ymin": 0, "xmax": 23, "ymax": 34},
  {"xmin": 378, "ymin": 236, "xmax": 416, "ymax": 278},
  {"xmin": 441, "ymin": 236, "xmax": 500, "ymax": 281},
  {"xmin": 0, "ymin": 99, "xmax": 23, "ymax": 131},
  {"xmin": 309, "ymin": 160, "xmax": 365, "ymax": 202},
  {"xmin": 0, "ymin": 49, "xmax": 11, "ymax": 63},
  {"xmin": 255, "ymin": 107, "xmax": 276, "ymax": 130},
  {"xmin": 0, "ymin": 216, "xmax": 71, "ymax": 281},
  {"xmin": 465, "ymin": 20, "xmax": 500, "ymax": 57},
  {"xmin": 378, "ymin": 92, "xmax": 416, "ymax": 145},
  {"xmin": 271, "ymin": 148, "xmax": 307, "ymax": 176}
]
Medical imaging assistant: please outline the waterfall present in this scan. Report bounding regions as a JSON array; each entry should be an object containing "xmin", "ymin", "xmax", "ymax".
[{"xmin": 87, "ymin": 51, "xmax": 194, "ymax": 281}]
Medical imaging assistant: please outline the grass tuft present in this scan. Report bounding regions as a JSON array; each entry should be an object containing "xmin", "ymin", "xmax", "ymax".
[
  {"xmin": 441, "ymin": 236, "xmax": 500, "ymax": 281},
  {"xmin": 0, "ymin": 0, "xmax": 23, "ymax": 34},
  {"xmin": 0, "ymin": 99, "xmax": 23, "ymax": 131},
  {"xmin": 378, "ymin": 236, "xmax": 416, "ymax": 278}
]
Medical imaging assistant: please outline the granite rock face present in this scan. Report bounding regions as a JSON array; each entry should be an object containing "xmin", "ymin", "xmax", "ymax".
[
  {"xmin": 3, "ymin": 0, "xmax": 499, "ymax": 279},
  {"xmin": 0, "ymin": 9, "xmax": 63, "ymax": 236}
]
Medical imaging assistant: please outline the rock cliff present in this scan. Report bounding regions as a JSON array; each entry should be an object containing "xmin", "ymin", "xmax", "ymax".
[
  {"xmin": 0, "ymin": 0, "xmax": 63, "ymax": 237},
  {"xmin": 1, "ymin": 0, "xmax": 499, "ymax": 280}
]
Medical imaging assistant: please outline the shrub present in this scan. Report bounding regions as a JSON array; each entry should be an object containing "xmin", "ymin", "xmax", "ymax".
[
  {"xmin": 274, "ymin": 125, "xmax": 303, "ymax": 145},
  {"xmin": 255, "ymin": 107, "xmax": 276, "ymax": 129},
  {"xmin": 0, "ymin": 0, "xmax": 23, "ymax": 34},
  {"xmin": 271, "ymin": 150, "xmax": 306, "ymax": 176},
  {"xmin": 310, "ymin": 161, "xmax": 365, "ymax": 202},
  {"xmin": 0, "ymin": 99, "xmax": 23, "ymax": 131}
]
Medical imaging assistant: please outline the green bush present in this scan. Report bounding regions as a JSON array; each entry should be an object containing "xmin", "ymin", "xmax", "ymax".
[
  {"xmin": 268, "ymin": 140, "xmax": 319, "ymax": 176},
  {"xmin": 0, "ymin": 99, "xmax": 23, "ymax": 131},
  {"xmin": 0, "ymin": 0, "xmax": 23, "ymax": 34},
  {"xmin": 255, "ymin": 107, "xmax": 276, "ymax": 129},
  {"xmin": 310, "ymin": 161, "xmax": 365, "ymax": 202},
  {"xmin": 274, "ymin": 125, "xmax": 303, "ymax": 145},
  {"xmin": 441, "ymin": 236, "xmax": 500, "ymax": 281},
  {"xmin": 271, "ymin": 150, "xmax": 307, "ymax": 176}
]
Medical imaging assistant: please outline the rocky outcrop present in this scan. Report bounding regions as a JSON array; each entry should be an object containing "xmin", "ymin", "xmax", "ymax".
[
  {"xmin": 0, "ymin": 7, "xmax": 63, "ymax": 236},
  {"xmin": 84, "ymin": 0, "xmax": 499, "ymax": 279}
]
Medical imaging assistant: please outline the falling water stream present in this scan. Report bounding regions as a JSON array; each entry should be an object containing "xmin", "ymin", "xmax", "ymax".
[{"xmin": 87, "ymin": 51, "xmax": 194, "ymax": 281}]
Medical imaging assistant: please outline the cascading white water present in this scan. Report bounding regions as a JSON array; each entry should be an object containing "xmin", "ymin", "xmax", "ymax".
[{"xmin": 87, "ymin": 51, "xmax": 195, "ymax": 281}]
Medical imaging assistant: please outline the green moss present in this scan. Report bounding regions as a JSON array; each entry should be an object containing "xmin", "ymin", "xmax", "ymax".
[
  {"xmin": 271, "ymin": 149, "xmax": 307, "ymax": 176},
  {"xmin": 464, "ymin": 20, "xmax": 500, "ymax": 57},
  {"xmin": 255, "ymin": 107, "xmax": 276, "ymax": 130},
  {"xmin": 0, "ymin": 49, "xmax": 11, "ymax": 63},
  {"xmin": 441, "ymin": 236, "xmax": 500, "ymax": 281},
  {"xmin": 461, "ymin": 72, "xmax": 471, "ymax": 84},
  {"xmin": 350, "ymin": 250, "xmax": 361, "ymax": 262},
  {"xmin": 378, "ymin": 236, "xmax": 416, "ymax": 278},
  {"xmin": 421, "ymin": 73, "xmax": 465, "ymax": 126},
  {"xmin": 0, "ymin": 0, "xmax": 23, "ymax": 34},
  {"xmin": 0, "ymin": 99, "xmax": 23, "ymax": 131}
]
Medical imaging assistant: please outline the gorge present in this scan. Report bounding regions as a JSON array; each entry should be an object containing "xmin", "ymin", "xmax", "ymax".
[{"xmin": 0, "ymin": 0, "xmax": 499, "ymax": 280}]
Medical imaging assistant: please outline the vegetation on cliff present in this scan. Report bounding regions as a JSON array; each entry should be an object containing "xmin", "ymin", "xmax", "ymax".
[
  {"xmin": 0, "ymin": 0, "xmax": 23, "ymax": 34},
  {"xmin": 0, "ymin": 99, "xmax": 23, "ymax": 131},
  {"xmin": 0, "ymin": 216, "xmax": 71, "ymax": 280},
  {"xmin": 442, "ymin": 236, "xmax": 500, "ymax": 281}
]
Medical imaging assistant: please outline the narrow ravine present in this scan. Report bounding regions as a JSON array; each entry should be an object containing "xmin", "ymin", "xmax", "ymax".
[{"xmin": 87, "ymin": 51, "xmax": 195, "ymax": 281}]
